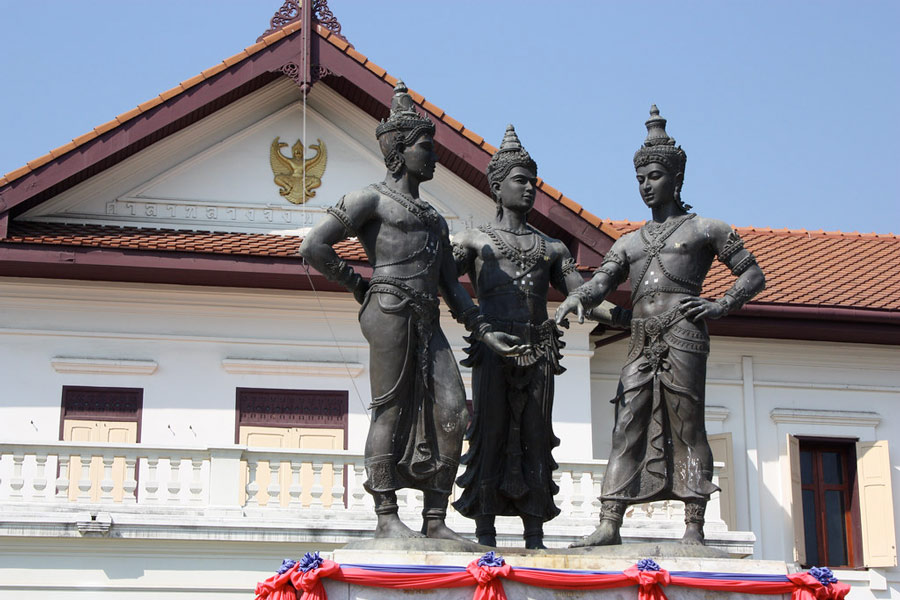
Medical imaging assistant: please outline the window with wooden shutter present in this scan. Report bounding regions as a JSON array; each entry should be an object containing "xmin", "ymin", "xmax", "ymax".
[
  {"xmin": 786, "ymin": 436, "xmax": 895, "ymax": 569},
  {"xmin": 60, "ymin": 386, "xmax": 142, "ymax": 502},
  {"xmin": 235, "ymin": 388, "xmax": 348, "ymax": 508}
]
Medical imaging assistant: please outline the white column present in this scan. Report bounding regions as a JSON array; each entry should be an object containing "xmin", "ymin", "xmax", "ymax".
[{"xmin": 553, "ymin": 321, "xmax": 596, "ymax": 461}]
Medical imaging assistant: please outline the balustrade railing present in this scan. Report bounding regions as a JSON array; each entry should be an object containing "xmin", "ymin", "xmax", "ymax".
[{"xmin": 0, "ymin": 442, "xmax": 725, "ymax": 530}]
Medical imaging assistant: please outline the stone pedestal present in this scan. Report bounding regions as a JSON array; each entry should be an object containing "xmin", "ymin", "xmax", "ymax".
[{"xmin": 320, "ymin": 540, "xmax": 790, "ymax": 600}]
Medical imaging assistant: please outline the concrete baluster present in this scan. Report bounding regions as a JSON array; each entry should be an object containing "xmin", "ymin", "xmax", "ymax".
[
  {"xmin": 123, "ymin": 454, "xmax": 138, "ymax": 504},
  {"xmin": 55, "ymin": 454, "xmax": 70, "ymax": 502},
  {"xmin": 99, "ymin": 454, "xmax": 115, "ymax": 503},
  {"xmin": 266, "ymin": 459, "xmax": 281, "ymax": 508},
  {"xmin": 190, "ymin": 457, "xmax": 204, "ymax": 504},
  {"xmin": 331, "ymin": 460, "xmax": 345, "ymax": 510},
  {"xmin": 309, "ymin": 460, "xmax": 324, "ymax": 509},
  {"xmin": 9, "ymin": 453, "xmax": 25, "ymax": 501},
  {"xmin": 245, "ymin": 458, "xmax": 260, "ymax": 508},
  {"xmin": 288, "ymin": 459, "xmax": 302, "ymax": 509},
  {"xmin": 166, "ymin": 457, "xmax": 182, "ymax": 503},
  {"xmin": 33, "ymin": 454, "xmax": 49, "ymax": 500},
  {"xmin": 144, "ymin": 456, "xmax": 160, "ymax": 504},
  {"xmin": 77, "ymin": 454, "xmax": 93, "ymax": 502}
]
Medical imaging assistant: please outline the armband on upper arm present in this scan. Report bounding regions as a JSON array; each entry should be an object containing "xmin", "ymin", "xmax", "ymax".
[
  {"xmin": 717, "ymin": 230, "xmax": 759, "ymax": 276},
  {"xmin": 717, "ymin": 230, "xmax": 745, "ymax": 263},
  {"xmin": 452, "ymin": 242, "xmax": 470, "ymax": 275},
  {"xmin": 560, "ymin": 257, "xmax": 579, "ymax": 278},
  {"xmin": 595, "ymin": 250, "xmax": 628, "ymax": 284},
  {"xmin": 325, "ymin": 197, "xmax": 359, "ymax": 237},
  {"xmin": 730, "ymin": 252, "xmax": 758, "ymax": 276}
]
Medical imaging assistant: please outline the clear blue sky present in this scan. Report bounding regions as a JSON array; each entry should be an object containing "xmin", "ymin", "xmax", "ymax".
[{"xmin": 1, "ymin": 1, "xmax": 898, "ymax": 233}]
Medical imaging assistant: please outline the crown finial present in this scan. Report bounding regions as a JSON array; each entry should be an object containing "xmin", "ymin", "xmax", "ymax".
[
  {"xmin": 499, "ymin": 124, "xmax": 523, "ymax": 153},
  {"xmin": 644, "ymin": 104, "xmax": 675, "ymax": 147}
]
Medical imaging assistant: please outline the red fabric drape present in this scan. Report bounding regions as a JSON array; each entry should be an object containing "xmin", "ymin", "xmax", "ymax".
[
  {"xmin": 255, "ymin": 563, "xmax": 300, "ymax": 600},
  {"xmin": 787, "ymin": 572, "xmax": 851, "ymax": 600},
  {"xmin": 256, "ymin": 558, "xmax": 851, "ymax": 600},
  {"xmin": 466, "ymin": 560, "xmax": 512, "ymax": 600},
  {"xmin": 290, "ymin": 560, "xmax": 341, "ymax": 600},
  {"xmin": 506, "ymin": 570, "xmax": 634, "ymax": 590},
  {"xmin": 331, "ymin": 567, "xmax": 475, "ymax": 589},
  {"xmin": 624, "ymin": 566, "xmax": 671, "ymax": 600},
  {"xmin": 670, "ymin": 575, "xmax": 796, "ymax": 595}
]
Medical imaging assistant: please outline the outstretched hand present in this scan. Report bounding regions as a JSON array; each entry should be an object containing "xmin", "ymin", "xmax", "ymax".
[
  {"xmin": 679, "ymin": 296, "xmax": 726, "ymax": 321},
  {"xmin": 482, "ymin": 331, "xmax": 531, "ymax": 357},
  {"xmin": 555, "ymin": 295, "xmax": 584, "ymax": 325}
]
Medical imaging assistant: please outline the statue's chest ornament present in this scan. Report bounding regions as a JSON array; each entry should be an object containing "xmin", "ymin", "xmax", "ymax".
[
  {"xmin": 372, "ymin": 183, "xmax": 442, "ymax": 280},
  {"xmin": 480, "ymin": 225, "xmax": 548, "ymax": 272},
  {"xmin": 632, "ymin": 214, "xmax": 703, "ymax": 304},
  {"xmin": 479, "ymin": 225, "xmax": 549, "ymax": 299}
]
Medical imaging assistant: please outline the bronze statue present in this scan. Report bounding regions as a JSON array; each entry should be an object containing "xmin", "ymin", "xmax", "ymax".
[
  {"xmin": 556, "ymin": 106, "xmax": 766, "ymax": 546},
  {"xmin": 452, "ymin": 126, "xmax": 628, "ymax": 549},
  {"xmin": 300, "ymin": 82, "xmax": 527, "ymax": 541}
]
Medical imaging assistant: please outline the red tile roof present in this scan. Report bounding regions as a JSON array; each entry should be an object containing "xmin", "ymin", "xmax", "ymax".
[
  {"xmin": 0, "ymin": 21, "xmax": 621, "ymax": 241},
  {"xmin": 3, "ymin": 221, "xmax": 898, "ymax": 311},
  {"xmin": 1, "ymin": 222, "xmax": 361, "ymax": 262},
  {"xmin": 597, "ymin": 220, "xmax": 900, "ymax": 310}
]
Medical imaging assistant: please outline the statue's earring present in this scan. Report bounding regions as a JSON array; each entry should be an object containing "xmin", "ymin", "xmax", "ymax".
[{"xmin": 385, "ymin": 149, "xmax": 404, "ymax": 175}]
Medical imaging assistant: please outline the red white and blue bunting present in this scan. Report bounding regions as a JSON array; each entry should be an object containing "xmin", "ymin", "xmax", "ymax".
[{"xmin": 255, "ymin": 552, "xmax": 851, "ymax": 600}]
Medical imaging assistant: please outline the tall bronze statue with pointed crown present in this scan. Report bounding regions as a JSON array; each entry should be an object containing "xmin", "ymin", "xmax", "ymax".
[
  {"xmin": 557, "ymin": 106, "xmax": 766, "ymax": 546},
  {"xmin": 453, "ymin": 125, "xmax": 628, "ymax": 548},
  {"xmin": 301, "ymin": 82, "xmax": 528, "ymax": 541}
]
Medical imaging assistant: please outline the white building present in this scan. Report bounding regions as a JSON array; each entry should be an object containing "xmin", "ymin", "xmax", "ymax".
[{"xmin": 0, "ymin": 7, "xmax": 897, "ymax": 600}]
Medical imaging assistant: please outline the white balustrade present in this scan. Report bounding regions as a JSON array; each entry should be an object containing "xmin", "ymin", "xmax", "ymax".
[{"xmin": 0, "ymin": 442, "xmax": 727, "ymax": 536}]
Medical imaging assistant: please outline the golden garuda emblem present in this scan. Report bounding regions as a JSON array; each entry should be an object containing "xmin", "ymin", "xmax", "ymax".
[{"xmin": 269, "ymin": 136, "xmax": 327, "ymax": 204}]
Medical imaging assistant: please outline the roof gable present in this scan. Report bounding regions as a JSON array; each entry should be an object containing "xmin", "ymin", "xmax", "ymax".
[
  {"xmin": 0, "ymin": 22, "xmax": 618, "ymax": 257},
  {"xmin": 20, "ymin": 80, "xmax": 495, "ymax": 235}
]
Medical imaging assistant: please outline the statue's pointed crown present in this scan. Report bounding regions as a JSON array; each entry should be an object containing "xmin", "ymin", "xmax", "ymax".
[
  {"xmin": 633, "ymin": 104, "xmax": 687, "ymax": 174},
  {"xmin": 486, "ymin": 124, "xmax": 538, "ymax": 188},
  {"xmin": 498, "ymin": 124, "xmax": 524, "ymax": 153},
  {"xmin": 375, "ymin": 80, "xmax": 435, "ymax": 139}
]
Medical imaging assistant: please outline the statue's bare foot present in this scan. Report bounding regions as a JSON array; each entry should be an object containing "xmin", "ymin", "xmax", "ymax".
[
  {"xmin": 374, "ymin": 514, "xmax": 425, "ymax": 539},
  {"xmin": 569, "ymin": 520, "xmax": 621, "ymax": 548},
  {"xmin": 423, "ymin": 519, "xmax": 471, "ymax": 543},
  {"xmin": 680, "ymin": 523, "xmax": 705, "ymax": 545}
]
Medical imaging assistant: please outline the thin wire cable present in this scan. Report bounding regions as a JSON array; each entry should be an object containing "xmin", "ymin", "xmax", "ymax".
[
  {"xmin": 301, "ymin": 52, "xmax": 308, "ymax": 229},
  {"xmin": 303, "ymin": 263, "xmax": 371, "ymax": 422},
  {"xmin": 299, "ymin": 42, "xmax": 368, "ymax": 420}
]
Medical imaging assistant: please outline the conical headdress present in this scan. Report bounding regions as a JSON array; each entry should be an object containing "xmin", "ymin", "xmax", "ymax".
[
  {"xmin": 486, "ymin": 124, "xmax": 538, "ymax": 190},
  {"xmin": 375, "ymin": 80, "xmax": 434, "ymax": 141},
  {"xmin": 633, "ymin": 105, "xmax": 687, "ymax": 175}
]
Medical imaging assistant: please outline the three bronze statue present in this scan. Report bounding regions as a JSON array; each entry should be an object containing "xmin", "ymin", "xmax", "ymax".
[{"xmin": 300, "ymin": 82, "xmax": 765, "ymax": 549}]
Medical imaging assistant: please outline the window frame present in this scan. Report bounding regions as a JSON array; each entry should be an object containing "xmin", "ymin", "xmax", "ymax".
[
  {"xmin": 796, "ymin": 436, "xmax": 864, "ymax": 569},
  {"xmin": 59, "ymin": 385, "xmax": 144, "ymax": 442}
]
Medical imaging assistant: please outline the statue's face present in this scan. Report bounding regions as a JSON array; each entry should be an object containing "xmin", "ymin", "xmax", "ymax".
[
  {"xmin": 635, "ymin": 162, "xmax": 680, "ymax": 209},
  {"xmin": 495, "ymin": 166, "xmax": 537, "ymax": 214},
  {"xmin": 402, "ymin": 133, "xmax": 438, "ymax": 181}
]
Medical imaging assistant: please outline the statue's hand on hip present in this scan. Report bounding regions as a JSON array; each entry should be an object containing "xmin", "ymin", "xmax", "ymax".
[
  {"xmin": 482, "ymin": 331, "xmax": 530, "ymax": 357},
  {"xmin": 680, "ymin": 296, "xmax": 725, "ymax": 321}
]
